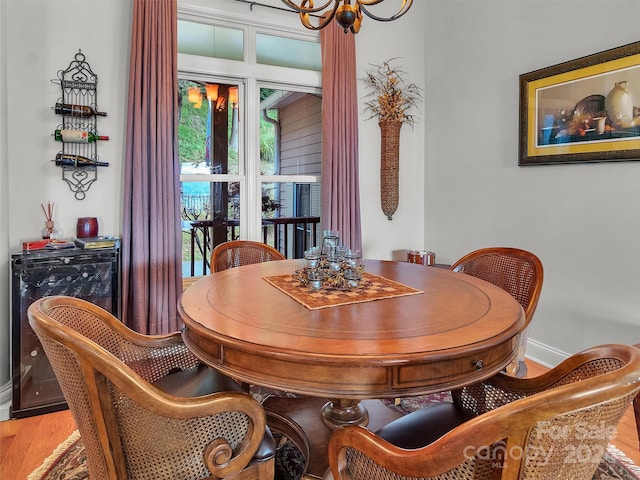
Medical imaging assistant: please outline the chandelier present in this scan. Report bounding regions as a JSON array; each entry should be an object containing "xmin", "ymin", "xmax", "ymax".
[{"xmin": 280, "ymin": 0, "xmax": 413, "ymax": 34}]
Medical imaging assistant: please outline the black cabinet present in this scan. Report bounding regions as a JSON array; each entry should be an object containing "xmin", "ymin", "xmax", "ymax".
[{"xmin": 10, "ymin": 247, "xmax": 119, "ymax": 418}]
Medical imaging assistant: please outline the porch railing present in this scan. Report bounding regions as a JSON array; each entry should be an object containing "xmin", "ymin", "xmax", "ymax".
[{"xmin": 183, "ymin": 216, "xmax": 321, "ymax": 276}]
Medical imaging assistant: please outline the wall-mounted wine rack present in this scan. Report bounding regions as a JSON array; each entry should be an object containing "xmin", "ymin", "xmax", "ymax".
[{"xmin": 52, "ymin": 50, "xmax": 108, "ymax": 200}]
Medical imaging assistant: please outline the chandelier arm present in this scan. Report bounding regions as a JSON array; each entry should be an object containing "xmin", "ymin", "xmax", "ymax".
[
  {"xmin": 359, "ymin": 0, "xmax": 413, "ymax": 21},
  {"xmin": 299, "ymin": 8, "xmax": 338, "ymax": 30},
  {"xmin": 350, "ymin": 7, "xmax": 363, "ymax": 33},
  {"xmin": 281, "ymin": 0, "xmax": 337, "ymax": 14}
]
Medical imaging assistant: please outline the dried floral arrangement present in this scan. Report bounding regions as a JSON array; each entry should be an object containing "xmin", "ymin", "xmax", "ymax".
[{"xmin": 362, "ymin": 58, "xmax": 422, "ymax": 127}]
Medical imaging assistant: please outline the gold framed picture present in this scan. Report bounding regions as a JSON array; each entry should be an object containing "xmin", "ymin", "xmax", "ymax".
[{"xmin": 519, "ymin": 41, "xmax": 640, "ymax": 166}]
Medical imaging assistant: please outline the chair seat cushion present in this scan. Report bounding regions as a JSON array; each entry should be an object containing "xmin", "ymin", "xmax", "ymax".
[
  {"xmin": 254, "ymin": 424, "xmax": 276, "ymax": 461},
  {"xmin": 375, "ymin": 402, "xmax": 477, "ymax": 449},
  {"xmin": 153, "ymin": 363, "xmax": 276, "ymax": 460},
  {"xmin": 153, "ymin": 363, "xmax": 245, "ymax": 397}
]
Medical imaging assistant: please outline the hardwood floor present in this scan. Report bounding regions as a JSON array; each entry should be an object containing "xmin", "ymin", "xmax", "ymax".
[
  {"xmin": 0, "ymin": 408, "xmax": 76, "ymax": 480},
  {"xmin": 1, "ymin": 359, "xmax": 638, "ymax": 479}
]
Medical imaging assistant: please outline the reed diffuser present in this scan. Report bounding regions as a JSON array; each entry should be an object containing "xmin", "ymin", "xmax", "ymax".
[{"xmin": 41, "ymin": 202, "xmax": 60, "ymax": 239}]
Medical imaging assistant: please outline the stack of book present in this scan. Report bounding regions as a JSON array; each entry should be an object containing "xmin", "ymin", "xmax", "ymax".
[
  {"xmin": 74, "ymin": 236, "xmax": 116, "ymax": 249},
  {"xmin": 23, "ymin": 239, "xmax": 75, "ymax": 251}
]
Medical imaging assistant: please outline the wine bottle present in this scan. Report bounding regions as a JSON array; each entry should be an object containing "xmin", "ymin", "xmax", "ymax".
[
  {"xmin": 54, "ymin": 129, "xmax": 109, "ymax": 143},
  {"xmin": 53, "ymin": 102, "xmax": 107, "ymax": 117},
  {"xmin": 54, "ymin": 153, "xmax": 109, "ymax": 167}
]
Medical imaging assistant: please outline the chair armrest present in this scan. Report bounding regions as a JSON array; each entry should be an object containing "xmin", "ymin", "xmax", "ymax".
[
  {"xmin": 100, "ymin": 367, "xmax": 269, "ymax": 479},
  {"xmin": 454, "ymin": 344, "xmax": 633, "ymax": 415},
  {"xmin": 328, "ymin": 416, "xmax": 510, "ymax": 479}
]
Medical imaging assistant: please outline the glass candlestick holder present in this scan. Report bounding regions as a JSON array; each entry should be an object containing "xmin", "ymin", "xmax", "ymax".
[{"xmin": 321, "ymin": 230, "xmax": 340, "ymax": 256}]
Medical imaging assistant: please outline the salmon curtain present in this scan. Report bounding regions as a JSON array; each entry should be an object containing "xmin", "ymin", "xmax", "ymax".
[
  {"xmin": 121, "ymin": 0, "xmax": 182, "ymax": 334},
  {"xmin": 320, "ymin": 22, "xmax": 362, "ymax": 252}
]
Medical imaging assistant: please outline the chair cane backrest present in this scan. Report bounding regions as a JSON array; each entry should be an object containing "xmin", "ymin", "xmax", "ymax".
[
  {"xmin": 451, "ymin": 247, "xmax": 543, "ymax": 328},
  {"xmin": 451, "ymin": 247, "xmax": 543, "ymax": 375},
  {"xmin": 211, "ymin": 240, "xmax": 286, "ymax": 272},
  {"xmin": 28, "ymin": 295, "xmax": 270, "ymax": 480},
  {"xmin": 328, "ymin": 344, "xmax": 640, "ymax": 480}
]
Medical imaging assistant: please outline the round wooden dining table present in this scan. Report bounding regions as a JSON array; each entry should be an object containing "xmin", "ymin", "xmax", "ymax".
[
  {"xmin": 179, "ymin": 259, "xmax": 525, "ymax": 478},
  {"xmin": 178, "ymin": 259, "xmax": 525, "ymax": 420}
]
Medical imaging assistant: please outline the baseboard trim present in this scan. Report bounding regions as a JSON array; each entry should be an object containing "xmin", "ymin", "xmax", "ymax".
[
  {"xmin": 0, "ymin": 380, "xmax": 12, "ymax": 421},
  {"xmin": 525, "ymin": 339, "xmax": 570, "ymax": 369}
]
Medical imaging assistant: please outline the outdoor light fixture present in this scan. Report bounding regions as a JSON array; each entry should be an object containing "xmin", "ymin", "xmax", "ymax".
[
  {"xmin": 280, "ymin": 0, "xmax": 413, "ymax": 34},
  {"xmin": 228, "ymin": 87, "xmax": 238, "ymax": 108},
  {"xmin": 205, "ymin": 84, "xmax": 219, "ymax": 101},
  {"xmin": 187, "ymin": 86, "xmax": 202, "ymax": 109}
]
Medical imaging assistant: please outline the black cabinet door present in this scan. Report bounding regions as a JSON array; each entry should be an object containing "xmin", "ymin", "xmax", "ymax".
[{"xmin": 10, "ymin": 247, "xmax": 119, "ymax": 418}]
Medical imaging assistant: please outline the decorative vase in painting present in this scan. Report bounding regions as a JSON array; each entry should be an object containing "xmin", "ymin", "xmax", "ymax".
[
  {"xmin": 605, "ymin": 81, "xmax": 634, "ymax": 129},
  {"xmin": 379, "ymin": 120, "xmax": 402, "ymax": 220}
]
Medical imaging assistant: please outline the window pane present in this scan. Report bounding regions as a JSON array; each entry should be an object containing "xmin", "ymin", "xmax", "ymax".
[
  {"xmin": 179, "ymin": 80, "xmax": 240, "ymax": 175},
  {"xmin": 178, "ymin": 21, "xmax": 243, "ymax": 61},
  {"xmin": 181, "ymin": 181, "xmax": 240, "ymax": 276},
  {"xmin": 260, "ymin": 89, "xmax": 322, "ymax": 176},
  {"xmin": 256, "ymin": 33, "xmax": 320, "ymax": 71},
  {"xmin": 261, "ymin": 182, "xmax": 321, "ymax": 258}
]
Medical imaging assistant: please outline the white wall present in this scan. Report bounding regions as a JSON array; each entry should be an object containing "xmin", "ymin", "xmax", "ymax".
[
  {"xmin": 422, "ymin": 0, "xmax": 640, "ymax": 363},
  {"xmin": 355, "ymin": 1, "xmax": 428, "ymax": 261},
  {"xmin": 5, "ymin": 0, "xmax": 130, "ymax": 244},
  {"xmin": 0, "ymin": 0, "xmax": 131, "ymax": 418},
  {"xmin": 0, "ymin": 0, "xmax": 10, "ymax": 414}
]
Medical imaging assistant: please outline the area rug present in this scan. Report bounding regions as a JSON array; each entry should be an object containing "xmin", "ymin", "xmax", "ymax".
[{"xmin": 29, "ymin": 393, "xmax": 640, "ymax": 480}]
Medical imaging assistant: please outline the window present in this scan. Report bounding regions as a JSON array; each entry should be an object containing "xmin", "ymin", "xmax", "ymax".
[
  {"xmin": 178, "ymin": 16, "xmax": 322, "ymax": 276},
  {"xmin": 178, "ymin": 21, "xmax": 243, "ymax": 61}
]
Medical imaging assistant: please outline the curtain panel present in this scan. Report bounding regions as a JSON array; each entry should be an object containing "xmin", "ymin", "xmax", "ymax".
[
  {"xmin": 320, "ymin": 22, "xmax": 362, "ymax": 252},
  {"xmin": 121, "ymin": 0, "xmax": 183, "ymax": 334}
]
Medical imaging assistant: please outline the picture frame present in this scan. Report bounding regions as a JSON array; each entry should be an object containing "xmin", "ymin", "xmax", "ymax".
[{"xmin": 519, "ymin": 41, "xmax": 640, "ymax": 166}]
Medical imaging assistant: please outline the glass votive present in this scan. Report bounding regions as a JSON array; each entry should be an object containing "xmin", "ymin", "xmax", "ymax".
[
  {"xmin": 344, "ymin": 249, "xmax": 361, "ymax": 268},
  {"xmin": 327, "ymin": 254, "xmax": 342, "ymax": 271},
  {"xmin": 344, "ymin": 269, "xmax": 362, "ymax": 288},
  {"xmin": 307, "ymin": 269, "xmax": 324, "ymax": 290},
  {"xmin": 304, "ymin": 247, "xmax": 321, "ymax": 268}
]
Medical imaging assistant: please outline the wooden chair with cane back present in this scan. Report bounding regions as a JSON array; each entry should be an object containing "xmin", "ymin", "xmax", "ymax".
[
  {"xmin": 451, "ymin": 247, "xmax": 544, "ymax": 376},
  {"xmin": 211, "ymin": 240, "xmax": 286, "ymax": 273},
  {"xmin": 327, "ymin": 343, "xmax": 640, "ymax": 480},
  {"xmin": 182, "ymin": 240, "xmax": 286, "ymax": 290},
  {"xmin": 28, "ymin": 295, "xmax": 276, "ymax": 480}
]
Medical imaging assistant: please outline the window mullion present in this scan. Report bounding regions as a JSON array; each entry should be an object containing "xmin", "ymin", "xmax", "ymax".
[{"xmin": 244, "ymin": 77, "xmax": 261, "ymax": 241}]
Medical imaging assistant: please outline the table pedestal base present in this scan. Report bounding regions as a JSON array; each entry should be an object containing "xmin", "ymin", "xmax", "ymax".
[
  {"xmin": 263, "ymin": 396, "xmax": 401, "ymax": 479},
  {"xmin": 321, "ymin": 398, "xmax": 369, "ymax": 430}
]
